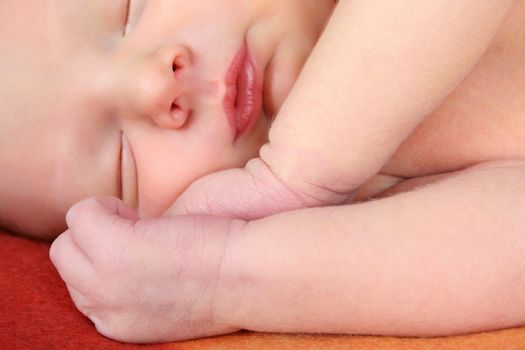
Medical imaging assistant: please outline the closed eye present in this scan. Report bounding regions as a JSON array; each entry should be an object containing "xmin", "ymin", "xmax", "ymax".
[
  {"xmin": 118, "ymin": 131, "xmax": 124, "ymax": 200},
  {"xmin": 123, "ymin": 0, "xmax": 132, "ymax": 36},
  {"xmin": 123, "ymin": 0, "xmax": 147, "ymax": 37}
]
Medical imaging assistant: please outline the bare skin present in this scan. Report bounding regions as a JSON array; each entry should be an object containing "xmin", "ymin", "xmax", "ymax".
[
  {"xmin": 362, "ymin": 0, "xmax": 525, "ymax": 198},
  {"xmin": 50, "ymin": 0, "xmax": 525, "ymax": 344},
  {"xmin": 167, "ymin": 0, "xmax": 525, "ymax": 217},
  {"xmin": 0, "ymin": 0, "xmax": 334, "ymax": 239}
]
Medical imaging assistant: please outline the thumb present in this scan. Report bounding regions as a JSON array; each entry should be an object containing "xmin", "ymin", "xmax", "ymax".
[
  {"xmin": 66, "ymin": 196, "xmax": 139, "ymax": 253},
  {"xmin": 165, "ymin": 158, "xmax": 314, "ymax": 220}
]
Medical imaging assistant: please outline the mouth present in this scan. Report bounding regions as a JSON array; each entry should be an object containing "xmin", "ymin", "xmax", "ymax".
[{"xmin": 223, "ymin": 42, "xmax": 263, "ymax": 140}]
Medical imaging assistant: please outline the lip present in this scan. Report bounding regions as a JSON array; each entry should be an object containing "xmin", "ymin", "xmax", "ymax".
[
  {"xmin": 223, "ymin": 42, "xmax": 263, "ymax": 140},
  {"xmin": 120, "ymin": 132, "xmax": 138, "ymax": 210}
]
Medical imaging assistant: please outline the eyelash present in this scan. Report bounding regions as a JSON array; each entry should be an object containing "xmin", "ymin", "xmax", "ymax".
[{"xmin": 123, "ymin": 0, "xmax": 132, "ymax": 36}]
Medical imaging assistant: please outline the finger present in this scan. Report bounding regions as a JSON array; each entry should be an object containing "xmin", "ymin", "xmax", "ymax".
[
  {"xmin": 65, "ymin": 196, "xmax": 138, "ymax": 257},
  {"xmin": 65, "ymin": 284, "xmax": 106, "ymax": 333},
  {"xmin": 66, "ymin": 284, "xmax": 94, "ymax": 318},
  {"xmin": 49, "ymin": 230, "xmax": 97, "ymax": 293},
  {"xmin": 165, "ymin": 158, "xmax": 311, "ymax": 219}
]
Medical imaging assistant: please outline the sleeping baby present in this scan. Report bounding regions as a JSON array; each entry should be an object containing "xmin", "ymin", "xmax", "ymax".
[
  {"xmin": 2, "ymin": 0, "xmax": 525, "ymax": 344},
  {"xmin": 0, "ymin": 0, "xmax": 333, "ymax": 238}
]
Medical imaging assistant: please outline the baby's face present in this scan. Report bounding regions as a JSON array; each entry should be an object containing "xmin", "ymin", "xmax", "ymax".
[{"xmin": 0, "ymin": 0, "xmax": 334, "ymax": 237}]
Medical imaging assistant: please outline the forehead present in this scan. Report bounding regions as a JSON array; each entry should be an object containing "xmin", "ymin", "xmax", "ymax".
[
  {"xmin": 0, "ymin": 0, "xmax": 123, "ymax": 217},
  {"xmin": 0, "ymin": 2, "xmax": 66, "ymax": 126},
  {"xmin": 0, "ymin": 0, "xmax": 126, "ymax": 55},
  {"xmin": 0, "ymin": 0, "xmax": 128, "ymax": 113}
]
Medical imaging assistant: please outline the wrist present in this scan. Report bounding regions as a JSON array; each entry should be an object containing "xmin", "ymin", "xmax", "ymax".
[
  {"xmin": 211, "ymin": 218, "xmax": 251, "ymax": 330},
  {"xmin": 259, "ymin": 143, "xmax": 358, "ymax": 205},
  {"xmin": 213, "ymin": 216, "xmax": 288, "ymax": 332},
  {"xmin": 211, "ymin": 211, "xmax": 329, "ymax": 333}
]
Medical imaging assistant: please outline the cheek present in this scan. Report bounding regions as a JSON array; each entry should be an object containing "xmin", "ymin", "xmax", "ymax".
[
  {"xmin": 135, "ymin": 137, "xmax": 263, "ymax": 219},
  {"xmin": 286, "ymin": 0, "xmax": 334, "ymax": 36}
]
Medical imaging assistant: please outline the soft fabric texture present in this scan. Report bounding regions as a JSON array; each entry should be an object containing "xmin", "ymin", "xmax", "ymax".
[{"xmin": 1, "ymin": 229, "xmax": 524, "ymax": 349}]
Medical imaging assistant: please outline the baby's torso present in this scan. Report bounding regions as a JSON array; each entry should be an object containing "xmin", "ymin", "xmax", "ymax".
[{"xmin": 360, "ymin": 2, "xmax": 525, "ymax": 197}]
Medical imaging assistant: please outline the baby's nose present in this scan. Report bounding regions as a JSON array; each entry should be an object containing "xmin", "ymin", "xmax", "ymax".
[{"xmin": 118, "ymin": 45, "xmax": 192, "ymax": 129}]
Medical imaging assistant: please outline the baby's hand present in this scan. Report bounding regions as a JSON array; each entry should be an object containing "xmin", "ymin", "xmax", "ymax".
[
  {"xmin": 50, "ymin": 197, "xmax": 241, "ymax": 343},
  {"xmin": 165, "ymin": 153, "xmax": 352, "ymax": 220}
]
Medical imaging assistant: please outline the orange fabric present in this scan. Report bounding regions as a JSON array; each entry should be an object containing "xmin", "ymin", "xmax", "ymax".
[{"xmin": 1, "ymin": 230, "xmax": 524, "ymax": 350}]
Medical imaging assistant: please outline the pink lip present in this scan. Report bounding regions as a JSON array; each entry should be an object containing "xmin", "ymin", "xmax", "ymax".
[{"xmin": 224, "ymin": 43, "xmax": 262, "ymax": 140}]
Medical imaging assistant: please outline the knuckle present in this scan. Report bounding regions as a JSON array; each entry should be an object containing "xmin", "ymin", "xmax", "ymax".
[
  {"xmin": 67, "ymin": 285, "xmax": 100, "ymax": 319},
  {"xmin": 65, "ymin": 197, "xmax": 99, "ymax": 227},
  {"xmin": 92, "ymin": 315, "xmax": 118, "ymax": 340},
  {"xmin": 87, "ymin": 284, "xmax": 109, "ymax": 305},
  {"xmin": 101, "ymin": 242, "xmax": 132, "ymax": 273},
  {"xmin": 80, "ymin": 284, "xmax": 122, "ymax": 318},
  {"xmin": 89, "ymin": 227, "xmax": 136, "ymax": 272},
  {"xmin": 65, "ymin": 203, "xmax": 82, "ymax": 227},
  {"xmin": 95, "ymin": 314, "xmax": 133, "ymax": 343},
  {"xmin": 72, "ymin": 296, "xmax": 95, "ymax": 317},
  {"xmin": 49, "ymin": 235, "xmax": 64, "ymax": 263}
]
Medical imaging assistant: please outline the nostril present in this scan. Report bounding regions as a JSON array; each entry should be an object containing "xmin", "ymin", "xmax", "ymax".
[
  {"xmin": 172, "ymin": 61, "xmax": 185, "ymax": 79},
  {"xmin": 172, "ymin": 58, "xmax": 185, "ymax": 73},
  {"xmin": 172, "ymin": 53, "xmax": 189, "ymax": 76}
]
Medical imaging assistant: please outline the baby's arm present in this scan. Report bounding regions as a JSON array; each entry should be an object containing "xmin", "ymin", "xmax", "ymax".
[
  {"xmin": 216, "ymin": 160, "xmax": 525, "ymax": 336},
  {"xmin": 169, "ymin": 0, "xmax": 516, "ymax": 219},
  {"xmin": 265, "ymin": 0, "xmax": 515, "ymax": 193},
  {"xmin": 51, "ymin": 160, "xmax": 525, "ymax": 342}
]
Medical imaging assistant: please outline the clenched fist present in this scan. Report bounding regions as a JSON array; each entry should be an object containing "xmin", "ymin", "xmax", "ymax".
[{"xmin": 50, "ymin": 196, "xmax": 243, "ymax": 343}]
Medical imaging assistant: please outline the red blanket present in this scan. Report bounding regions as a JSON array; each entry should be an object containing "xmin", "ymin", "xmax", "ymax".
[{"xmin": 1, "ymin": 230, "xmax": 524, "ymax": 350}]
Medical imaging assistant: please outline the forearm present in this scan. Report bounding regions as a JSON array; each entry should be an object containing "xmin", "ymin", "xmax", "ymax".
[
  {"xmin": 218, "ymin": 161, "xmax": 525, "ymax": 336},
  {"xmin": 262, "ymin": 0, "xmax": 516, "ymax": 198},
  {"xmin": 168, "ymin": 1, "xmax": 516, "ymax": 219}
]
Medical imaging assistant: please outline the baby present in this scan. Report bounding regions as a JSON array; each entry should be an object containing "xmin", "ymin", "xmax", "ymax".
[
  {"xmin": 0, "ymin": 0, "xmax": 333, "ymax": 239},
  {"xmin": 3, "ymin": 0, "xmax": 525, "ymax": 344}
]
